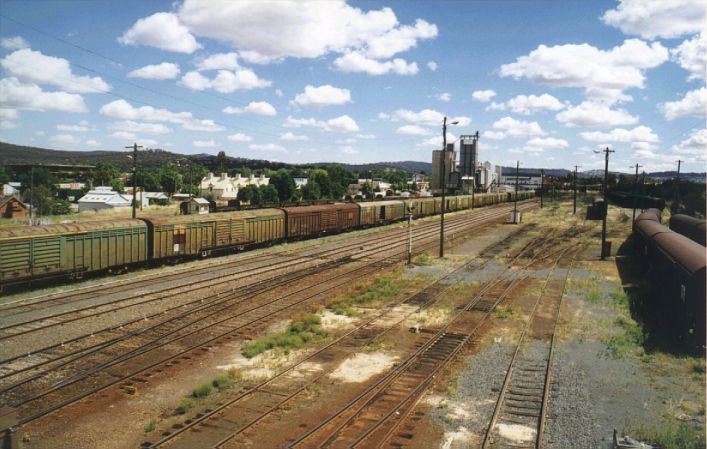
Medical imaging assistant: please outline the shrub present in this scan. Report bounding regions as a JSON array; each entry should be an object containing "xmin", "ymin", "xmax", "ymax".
[
  {"xmin": 242, "ymin": 313, "xmax": 326, "ymax": 359},
  {"xmin": 144, "ymin": 420, "xmax": 156, "ymax": 433},
  {"xmin": 176, "ymin": 399, "xmax": 194, "ymax": 415},
  {"xmin": 192, "ymin": 383, "xmax": 212, "ymax": 398}
]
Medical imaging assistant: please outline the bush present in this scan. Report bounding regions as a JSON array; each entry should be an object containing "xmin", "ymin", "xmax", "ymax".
[
  {"xmin": 212, "ymin": 369, "xmax": 240, "ymax": 391},
  {"xmin": 176, "ymin": 399, "xmax": 194, "ymax": 415},
  {"xmin": 144, "ymin": 420, "xmax": 156, "ymax": 433},
  {"xmin": 241, "ymin": 313, "xmax": 326, "ymax": 359},
  {"xmin": 192, "ymin": 383, "xmax": 212, "ymax": 398},
  {"xmin": 637, "ymin": 421, "xmax": 705, "ymax": 449}
]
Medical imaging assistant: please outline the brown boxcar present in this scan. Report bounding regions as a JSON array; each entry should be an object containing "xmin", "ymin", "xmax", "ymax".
[
  {"xmin": 144, "ymin": 209, "xmax": 285, "ymax": 259},
  {"xmin": 281, "ymin": 203, "xmax": 360, "ymax": 239},
  {"xmin": 0, "ymin": 219, "xmax": 147, "ymax": 287},
  {"xmin": 358, "ymin": 200, "xmax": 406, "ymax": 227}
]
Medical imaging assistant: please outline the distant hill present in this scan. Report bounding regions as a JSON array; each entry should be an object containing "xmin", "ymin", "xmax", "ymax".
[{"xmin": 0, "ymin": 141, "xmax": 431, "ymax": 174}]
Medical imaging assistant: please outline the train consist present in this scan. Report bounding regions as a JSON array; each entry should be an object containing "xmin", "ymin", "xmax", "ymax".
[
  {"xmin": 669, "ymin": 214, "xmax": 706, "ymax": 246},
  {"xmin": 633, "ymin": 209, "xmax": 705, "ymax": 349},
  {"xmin": 0, "ymin": 191, "xmax": 534, "ymax": 290},
  {"xmin": 608, "ymin": 191, "xmax": 666, "ymax": 210}
]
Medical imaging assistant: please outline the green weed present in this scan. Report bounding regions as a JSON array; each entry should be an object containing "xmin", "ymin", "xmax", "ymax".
[
  {"xmin": 636, "ymin": 420, "xmax": 706, "ymax": 449},
  {"xmin": 175, "ymin": 399, "xmax": 194, "ymax": 415},
  {"xmin": 494, "ymin": 305, "xmax": 515, "ymax": 319},
  {"xmin": 414, "ymin": 254, "xmax": 432, "ymax": 265},
  {"xmin": 604, "ymin": 315, "xmax": 645, "ymax": 358},
  {"xmin": 144, "ymin": 420, "xmax": 156, "ymax": 433},
  {"xmin": 212, "ymin": 369, "xmax": 241, "ymax": 391},
  {"xmin": 585, "ymin": 289, "xmax": 602, "ymax": 304},
  {"xmin": 192, "ymin": 382, "xmax": 213, "ymax": 398},
  {"xmin": 242, "ymin": 313, "xmax": 326, "ymax": 359}
]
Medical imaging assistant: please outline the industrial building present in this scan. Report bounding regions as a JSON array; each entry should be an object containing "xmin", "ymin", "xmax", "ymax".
[{"xmin": 200, "ymin": 173, "xmax": 270, "ymax": 203}]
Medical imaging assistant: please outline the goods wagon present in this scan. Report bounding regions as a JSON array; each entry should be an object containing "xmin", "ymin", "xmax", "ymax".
[
  {"xmin": 281, "ymin": 203, "xmax": 360, "ymax": 239},
  {"xmin": 609, "ymin": 191, "xmax": 665, "ymax": 210},
  {"xmin": 457, "ymin": 195, "xmax": 472, "ymax": 210},
  {"xmin": 0, "ymin": 219, "xmax": 147, "ymax": 287},
  {"xmin": 358, "ymin": 200, "xmax": 406, "ymax": 227},
  {"xmin": 669, "ymin": 214, "xmax": 706, "ymax": 246},
  {"xmin": 402, "ymin": 198, "xmax": 437, "ymax": 218},
  {"xmin": 144, "ymin": 209, "xmax": 285, "ymax": 259}
]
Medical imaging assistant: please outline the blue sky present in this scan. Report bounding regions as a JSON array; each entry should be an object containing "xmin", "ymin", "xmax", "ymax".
[{"xmin": 0, "ymin": 0, "xmax": 704, "ymax": 172}]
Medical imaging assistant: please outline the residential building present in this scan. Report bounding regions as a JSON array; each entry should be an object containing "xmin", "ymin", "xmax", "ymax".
[
  {"xmin": 77, "ymin": 186, "xmax": 132, "ymax": 212},
  {"xmin": 0, "ymin": 182, "xmax": 21, "ymax": 197},
  {"xmin": 199, "ymin": 173, "xmax": 270, "ymax": 202},
  {"xmin": 0, "ymin": 196, "xmax": 28, "ymax": 218},
  {"xmin": 293, "ymin": 177, "xmax": 308, "ymax": 189}
]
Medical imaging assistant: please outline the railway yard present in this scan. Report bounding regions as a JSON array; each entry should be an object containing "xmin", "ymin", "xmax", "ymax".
[{"xmin": 0, "ymin": 199, "xmax": 704, "ymax": 449}]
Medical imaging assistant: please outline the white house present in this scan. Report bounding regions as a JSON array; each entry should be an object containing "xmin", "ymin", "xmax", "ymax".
[
  {"xmin": 78, "ymin": 186, "xmax": 132, "ymax": 212},
  {"xmin": 199, "ymin": 173, "xmax": 270, "ymax": 202},
  {"xmin": 293, "ymin": 177, "xmax": 308, "ymax": 189}
]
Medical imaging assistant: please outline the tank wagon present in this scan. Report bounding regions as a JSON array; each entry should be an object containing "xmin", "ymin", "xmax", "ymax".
[
  {"xmin": 669, "ymin": 214, "xmax": 706, "ymax": 246},
  {"xmin": 0, "ymin": 219, "xmax": 147, "ymax": 286},
  {"xmin": 0, "ymin": 192, "xmax": 537, "ymax": 290},
  {"xmin": 633, "ymin": 210, "xmax": 706, "ymax": 349},
  {"xmin": 609, "ymin": 191, "xmax": 665, "ymax": 210}
]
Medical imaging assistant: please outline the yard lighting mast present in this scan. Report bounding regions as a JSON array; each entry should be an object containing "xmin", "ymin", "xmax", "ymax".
[
  {"xmin": 573, "ymin": 165, "xmax": 581, "ymax": 214},
  {"xmin": 630, "ymin": 163, "xmax": 642, "ymax": 223},
  {"xmin": 675, "ymin": 159, "xmax": 683, "ymax": 211},
  {"xmin": 540, "ymin": 169, "xmax": 544, "ymax": 208},
  {"xmin": 126, "ymin": 142, "xmax": 143, "ymax": 219},
  {"xmin": 595, "ymin": 147, "xmax": 614, "ymax": 260},
  {"xmin": 513, "ymin": 161, "xmax": 520, "ymax": 223},
  {"xmin": 439, "ymin": 117, "xmax": 459, "ymax": 258}
]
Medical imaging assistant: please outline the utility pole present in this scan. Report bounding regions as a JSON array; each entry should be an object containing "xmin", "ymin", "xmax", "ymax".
[
  {"xmin": 126, "ymin": 142, "xmax": 143, "ymax": 219},
  {"xmin": 631, "ymin": 163, "xmax": 642, "ymax": 223},
  {"xmin": 29, "ymin": 165, "xmax": 34, "ymax": 224},
  {"xmin": 675, "ymin": 159, "xmax": 683, "ymax": 212},
  {"xmin": 573, "ymin": 165, "xmax": 581, "ymax": 214},
  {"xmin": 513, "ymin": 161, "xmax": 520, "ymax": 223},
  {"xmin": 407, "ymin": 205, "xmax": 415, "ymax": 264},
  {"xmin": 595, "ymin": 147, "xmax": 614, "ymax": 260},
  {"xmin": 540, "ymin": 168, "xmax": 545, "ymax": 209},
  {"xmin": 439, "ymin": 116, "xmax": 458, "ymax": 258}
]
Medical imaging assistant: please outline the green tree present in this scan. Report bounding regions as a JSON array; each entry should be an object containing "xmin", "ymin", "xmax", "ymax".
[
  {"xmin": 216, "ymin": 151, "xmax": 228, "ymax": 173},
  {"xmin": 270, "ymin": 169, "xmax": 296, "ymax": 202},
  {"xmin": 92, "ymin": 162, "xmax": 121, "ymax": 187},
  {"xmin": 290, "ymin": 188, "xmax": 303, "ymax": 203},
  {"xmin": 326, "ymin": 165, "xmax": 353, "ymax": 199},
  {"xmin": 52, "ymin": 199, "xmax": 72, "ymax": 215},
  {"xmin": 302, "ymin": 179, "xmax": 321, "ymax": 200},
  {"xmin": 0, "ymin": 166, "xmax": 9, "ymax": 185},
  {"xmin": 311, "ymin": 169, "xmax": 332, "ymax": 198},
  {"xmin": 160, "ymin": 166, "xmax": 182, "ymax": 194},
  {"xmin": 24, "ymin": 185, "xmax": 54, "ymax": 216},
  {"xmin": 142, "ymin": 169, "xmax": 163, "ymax": 192},
  {"xmin": 237, "ymin": 185, "xmax": 262, "ymax": 205},
  {"xmin": 259, "ymin": 185, "xmax": 279, "ymax": 204},
  {"xmin": 361, "ymin": 181, "xmax": 373, "ymax": 199}
]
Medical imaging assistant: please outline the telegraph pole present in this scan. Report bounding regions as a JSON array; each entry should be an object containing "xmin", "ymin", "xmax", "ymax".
[
  {"xmin": 540, "ymin": 168, "xmax": 545, "ymax": 209},
  {"xmin": 573, "ymin": 165, "xmax": 581, "ymax": 214},
  {"xmin": 595, "ymin": 147, "xmax": 614, "ymax": 260},
  {"xmin": 439, "ymin": 117, "xmax": 458, "ymax": 258},
  {"xmin": 675, "ymin": 159, "xmax": 683, "ymax": 211},
  {"xmin": 513, "ymin": 161, "xmax": 519, "ymax": 223},
  {"xmin": 631, "ymin": 163, "xmax": 642, "ymax": 223},
  {"xmin": 126, "ymin": 142, "xmax": 143, "ymax": 219}
]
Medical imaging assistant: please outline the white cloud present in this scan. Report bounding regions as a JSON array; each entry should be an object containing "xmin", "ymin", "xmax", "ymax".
[
  {"xmin": 2, "ymin": 121, "xmax": 17, "ymax": 130},
  {"xmin": 671, "ymin": 32, "xmax": 706, "ymax": 81},
  {"xmin": 109, "ymin": 131, "xmax": 137, "ymax": 140},
  {"xmin": 50, "ymin": 133, "xmax": 79, "ymax": 144},
  {"xmin": 0, "ymin": 108, "xmax": 18, "ymax": 120},
  {"xmin": 437, "ymin": 92, "xmax": 451, "ymax": 102},
  {"xmin": 555, "ymin": 101, "xmax": 638, "ymax": 127},
  {"xmin": 180, "ymin": 69, "xmax": 271, "ymax": 92},
  {"xmin": 396, "ymin": 125, "xmax": 431, "ymax": 136},
  {"xmin": 670, "ymin": 128, "xmax": 707, "ymax": 160},
  {"xmin": 249, "ymin": 143, "xmax": 288, "ymax": 153},
  {"xmin": 415, "ymin": 133, "xmax": 456, "ymax": 149},
  {"xmin": 333, "ymin": 52, "xmax": 418, "ymax": 75},
  {"xmin": 292, "ymin": 85, "xmax": 352, "ymax": 107},
  {"xmin": 119, "ymin": 12, "xmax": 201, "ymax": 53},
  {"xmin": 499, "ymin": 39, "xmax": 668, "ymax": 102},
  {"xmin": 525, "ymin": 137, "xmax": 569, "ymax": 149},
  {"xmin": 1, "ymin": 36, "xmax": 29, "ymax": 50},
  {"xmin": 0, "ymin": 77, "xmax": 87, "ymax": 112},
  {"xmin": 390, "ymin": 108, "xmax": 470, "ymax": 127},
  {"xmin": 177, "ymin": 0, "xmax": 432, "ymax": 62},
  {"xmin": 601, "ymin": 0, "xmax": 705, "ymax": 39},
  {"xmin": 427, "ymin": 61, "xmax": 437, "ymax": 71},
  {"xmin": 1, "ymin": 49, "xmax": 110, "ymax": 93},
  {"xmin": 489, "ymin": 93, "xmax": 565, "ymax": 115},
  {"xmin": 660, "ymin": 87, "xmax": 707, "ymax": 120},
  {"xmin": 472, "ymin": 89, "xmax": 496, "ymax": 102},
  {"xmin": 363, "ymin": 19, "xmax": 437, "ymax": 59},
  {"xmin": 223, "ymin": 101, "xmax": 277, "ymax": 116},
  {"xmin": 490, "ymin": 116, "xmax": 546, "ymax": 139},
  {"xmin": 283, "ymin": 114, "xmax": 359, "ymax": 133},
  {"xmin": 128, "ymin": 62, "xmax": 180, "ymax": 80},
  {"xmin": 340, "ymin": 146, "xmax": 360, "ymax": 154},
  {"xmin": 280, "ymin": 132, "xmax": 309, "ymax": 141},
  {"xmin": 195, "ymin": 52, "xmax": 239, "ymax": 71},
  {"xmin": 356, "ymin": 133, "xmax": 375, "ymax": 139},
  {"xmin": 86, "ymin": 139, "xmax": 101, "ymax": 147},
  {"xmin": 193, "ymin": 140, "xmax": 218, "ymax": 148},
  {"xmin": 227, "ymin": 133, "xmax": 252, "ymax": 142},
  {"xmin": 239, "ymin": 50, "xmax": 281, "ymax": 65},
  {"xmin": 275, "ymin": 88, "xmax": 283, "ymax": 97},
  {"xmin": 99, "ymin": 99, "xmax": 224, "ymax": 132},
  {"xmin": 57, "ymin": 120, "xmax": 93, "ymax": 132},
  {"xmin": 580, "ymin": 125, "xmax": 659, "ymax": 143},
  {"xmin": 110, "ymin": 120, "xmax": 173, "ymax": 135}
]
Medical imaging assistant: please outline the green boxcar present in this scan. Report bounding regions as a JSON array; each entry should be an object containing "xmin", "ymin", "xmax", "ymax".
[
  {"xmin": 0, "ymin": 219, "xmax": 147, "ymax": 287},
  {"xmin": 358, "ymin": 200, "xmax": 405, "ymax": 226},
  {"xmin": 144, "ymin": 209, "xmax": 285, "ymax": 260}
]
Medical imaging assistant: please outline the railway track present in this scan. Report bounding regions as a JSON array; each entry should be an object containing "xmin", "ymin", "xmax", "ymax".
[
  {"xmin": 1, "ymin": 201, "xmax": 538, "ymax": 432},
  {"xmin": 142, "ymin": 227, "xmax": 542, "ymax": 449},
  {"xmin": 480, "ymin": 244, "xmax": 580, "ymax": 449},
  {"xmin": 281, "ymin": 238, "xmax": 565, "ymax": 449}
]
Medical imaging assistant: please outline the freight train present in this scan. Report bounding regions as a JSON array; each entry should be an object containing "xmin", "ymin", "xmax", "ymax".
[
  {"xmin": 0, "ymin": 191, "xmax": 535, "ymax": 290},
  {"xmin": 669, "ymin": 214, "xmax": 706, "ymax": 246},
  {"xmin": 633, "ymin": 209, "xmax": 706, "ymax": 349},
  {"xmin": 608, "ymin": 190, "xmax": 665, "ymax": 210}
]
